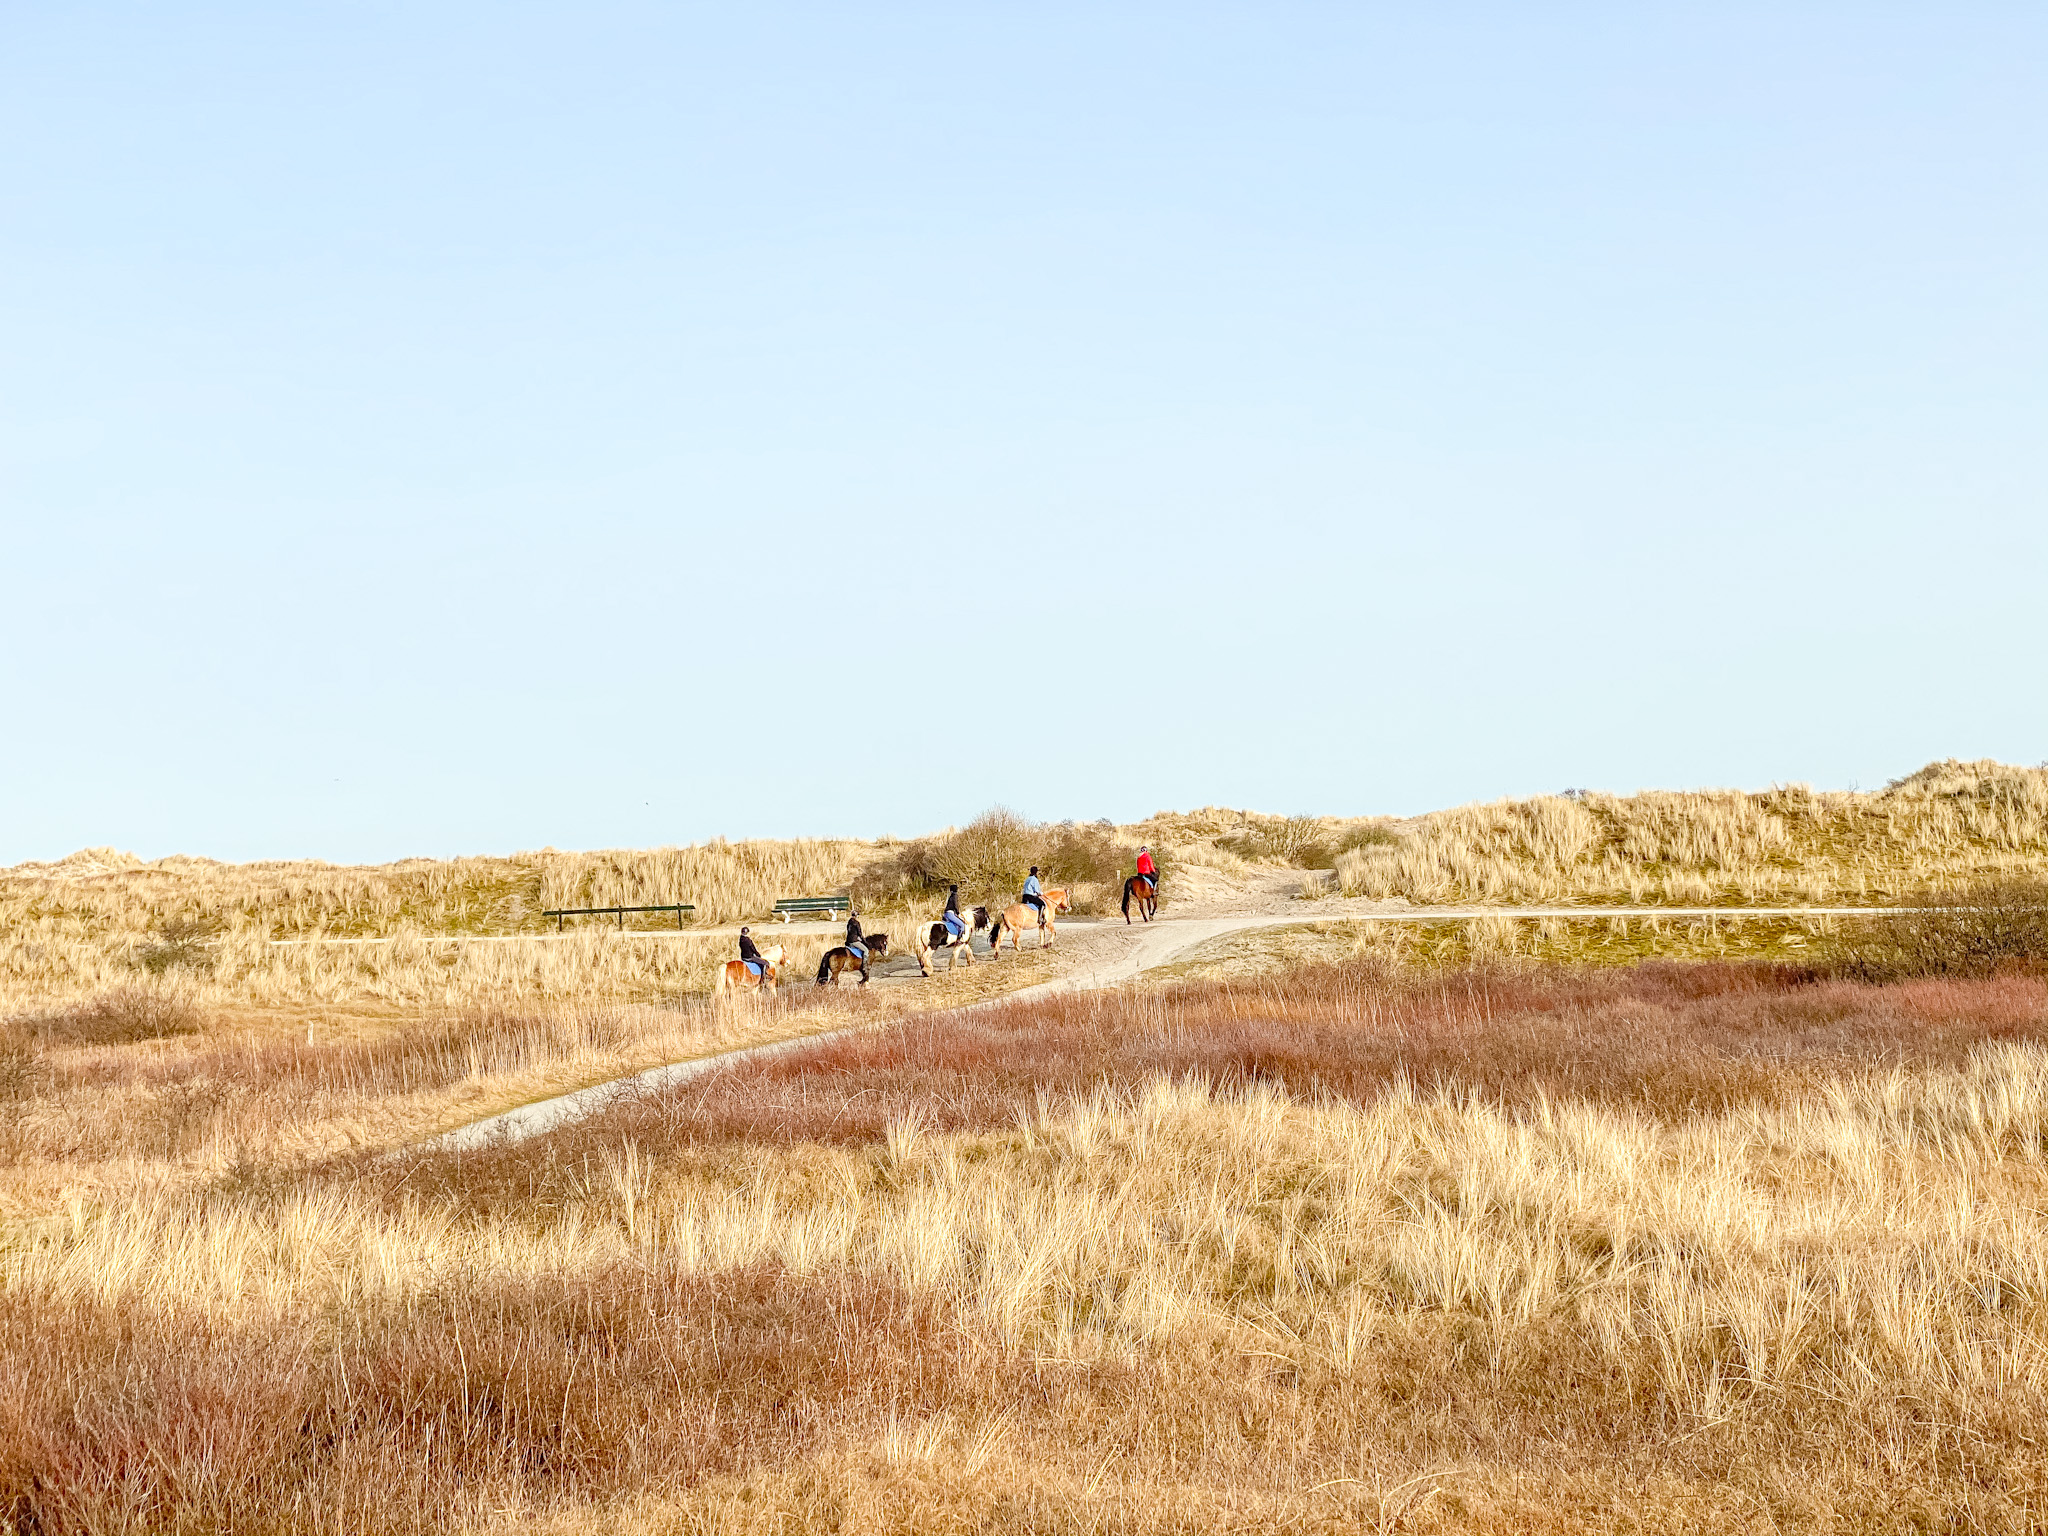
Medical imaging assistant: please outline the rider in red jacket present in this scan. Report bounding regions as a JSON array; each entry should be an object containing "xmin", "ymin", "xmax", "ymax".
[{"xmin": 1136, "ymin": 846, "xmax": 1157, "ymax": 888}]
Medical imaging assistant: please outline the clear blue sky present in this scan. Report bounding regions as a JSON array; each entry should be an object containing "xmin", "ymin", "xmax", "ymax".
[{"xmin": 4, "ymin": 4, "xmax": 2043, "ymax": 864}]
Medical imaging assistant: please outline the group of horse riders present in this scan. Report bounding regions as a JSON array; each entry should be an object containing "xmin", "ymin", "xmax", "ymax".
[{"xmin": 731, "ymin": 845, "xmax": 1160, "ymax": 982}]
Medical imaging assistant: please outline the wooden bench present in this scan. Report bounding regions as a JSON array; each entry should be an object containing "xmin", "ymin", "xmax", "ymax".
[{"xmin": 772, "ymin": 896, "xmax": 849, "ymax": 924}]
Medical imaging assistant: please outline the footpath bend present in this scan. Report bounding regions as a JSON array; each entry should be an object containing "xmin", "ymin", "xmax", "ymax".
[{"xmin": 432, "ymin": 886, "xmax": 1890, "ymax": 1151}]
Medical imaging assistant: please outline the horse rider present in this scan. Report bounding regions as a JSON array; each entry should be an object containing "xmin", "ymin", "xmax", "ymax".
[
  {"xmin": 1136, "ymin": 845, "xmax": 1158, "ymax": 892},
  {"xmin": 1021, "ymin": 867, "xmax": 1047, "ymax": 925},
  {"xmin": 942, "ymin": 883, "xmax": 965, "ymax": 941},
  {"xmin": 844, "ymin": 909, "xmax": 866, "ymax": 960},
  {"xmin": 737, "ymin": 926, "xmax": 768, "ymax": 978}
]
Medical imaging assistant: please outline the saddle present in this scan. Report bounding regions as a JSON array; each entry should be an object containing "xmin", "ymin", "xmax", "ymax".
[
  {"xmin": 743, "ymin": 959, "xmax": 764, "ymax": 978},
  {"xmin": 846, "ymin": 942, "xmax": 866, "ymax": 962},
  {"xmin": 942, "ymin": 911, "xmax": 965, "ymax": 940}
]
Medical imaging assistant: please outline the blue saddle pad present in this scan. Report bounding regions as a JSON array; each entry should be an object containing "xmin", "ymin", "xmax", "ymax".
[
  {"xmin": 847, "ymin": 943, "xmax": 866, "ymax": 962},
  {"xmin": 744, "ymin": 959, "xmax": 764, "ymax": 978},
  {"xmin": 942, "ymin": 912, "xmax": 964, "ymax": 939}
]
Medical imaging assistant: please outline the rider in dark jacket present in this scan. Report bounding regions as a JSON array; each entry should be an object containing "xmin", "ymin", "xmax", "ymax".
[
  {"xmin": 944, "ymin": 884, "xmax": 961, "ymax": 916},
  {"xmin": 845, "ymin": 911, "xmax": 865, "ymax": 951},
  {"xmin": 738, "ymin": 927, "xmax": 765, "ymax": 972}
]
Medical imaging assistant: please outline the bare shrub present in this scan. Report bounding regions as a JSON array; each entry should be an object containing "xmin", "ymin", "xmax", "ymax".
[
  {"xmin": 0, "ymin": 1038, "xmax": 45, "ymax": 1102},
  {"xmin": 1832, "ymin": 879, "xmax": 2048, "ymax": 982},
  {"xmin": 21, "ymin": 987, "xmax": 205, "ymax": 1046},
  {"xmin": 134, "ymin": 914, "xmax": 222, "ymax": 975},
  {"xmin": 853, "ymin": 811, "xmax": 1127, "ymax": 913},
  {"xmin": 1038, "ymin": 821, "xmax": 1127, "ymax": 889},
  {"xmin": 143, "ymin": 1078, "xmax": 236, "ymax": 1159},
  {"xmin": 928, "ymin": 807, "xmax": 1040, "ymax": 901}
]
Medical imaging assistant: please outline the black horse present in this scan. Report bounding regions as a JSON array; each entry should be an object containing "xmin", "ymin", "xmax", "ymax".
[
  {"xmin": 1121, "ymin": 874, "xmax": 1157, "ymax": 924},
  {"xmin": 816, "ymin": 932, "xmax": 889, "ymax": 986}
]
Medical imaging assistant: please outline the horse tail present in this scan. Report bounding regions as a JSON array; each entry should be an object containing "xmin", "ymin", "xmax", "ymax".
[
  {"xmin": 1121, "ymin": 880, "xmax": 1132, "ymax": 921},
  {"xmin": 816, "ymin": 951, "xmax": 834, "ymax": 985},
  {"xmin": 988, "ymin": 914, "xmax": 1005, "ymax": 949},
  {"xmin": 713, "ymin": 961, "xmax": 729, "ymax": 994}
]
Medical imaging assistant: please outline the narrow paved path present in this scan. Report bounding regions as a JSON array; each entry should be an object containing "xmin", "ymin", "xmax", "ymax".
[{"xmin": 429, "ymin": 904, "xmax": 1891, "ymax": 1150}]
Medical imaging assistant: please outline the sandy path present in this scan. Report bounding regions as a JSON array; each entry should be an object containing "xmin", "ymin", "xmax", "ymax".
[{"xmin": 431, "ymin": 895, "xmax": 1896, "ymax": 1149}]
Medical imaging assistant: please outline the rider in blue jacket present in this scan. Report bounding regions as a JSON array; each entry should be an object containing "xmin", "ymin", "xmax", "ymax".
[{"xmin": 1021, "ymin": 868, "xmax": 1047, "ymax": 922}]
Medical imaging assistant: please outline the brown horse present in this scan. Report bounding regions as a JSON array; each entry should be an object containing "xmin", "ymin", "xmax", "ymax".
[
  {"xmin": 1121, "ymin": 874, "xmax": 1157, "ymax": 924},
  {"xmin": 912, "ymin": 907, "xmax": 988, "ymax": 974},
  {"xmin": 989, "ymin": 887, "xmax": 1069, "ymax": 952},
  {"xmin": 713, "ymin": 943, "xmax": 785, "ymax": 995},
  {"xmin": 816, "ymin": 933, "xmax": 889, "ymax": 986}
]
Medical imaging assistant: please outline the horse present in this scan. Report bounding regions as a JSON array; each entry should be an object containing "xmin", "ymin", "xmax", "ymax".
[
  {"xmin": 713, "ymin": 943, "xmax": 785, "ymax": 995},
  {"xmin": 1121, "ymin": 873, "xmax": 1157, "ymax": 924},
  {"xmin": 816, "ymin": 933, "xmax": 889, "ymax": 986},
  {"xmin": 912, "ymin": 907, "xmax": 988, "ymax": 975},
  {"xmin": 989, "ymin": 887, "xmax": 1070, "ymax": 952}
]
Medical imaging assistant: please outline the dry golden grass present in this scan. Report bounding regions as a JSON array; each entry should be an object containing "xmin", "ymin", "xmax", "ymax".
[
  {"xmin": 10, "ymin": 760, "xmax": 2039, "ymax": 1022},
  {"xmin": 1162, "ymin": 914, "xmax": 1862, "ymax": 981},
  {"xmin": 6, "ymin": 959, "xmax": 2048, "ymax": 1531},
  {"xmin": 1335, "ymin": 758, "xmax": 2048, "ymax": 905},
  {"xmin": 0, "ymin": 838, "xmax": 869, "ymax": 1013}
]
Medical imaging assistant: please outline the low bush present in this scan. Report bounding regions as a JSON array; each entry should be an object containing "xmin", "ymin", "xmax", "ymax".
[
  {"xmin": 17, "ymin": 987, "xmax": 206, "ymax": 1046},
  {"xmin": 0, "ymin": 1039, "xmax": 46, "ymax": 1101},
  {"xmin": 1832, "ymin": 879, "xmax": 2048, "ymax": 982},
  {"xmin": 134, "ymin": 914, "xmax": 221, "ymax": 975},
  {"xmin": 852, "ymin": 810, "xmax": 1131, "ymax": 911}
]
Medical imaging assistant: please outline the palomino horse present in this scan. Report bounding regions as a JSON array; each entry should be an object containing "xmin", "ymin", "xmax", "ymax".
[
  {"xmin": 989, "ymin": 887, "xmax": 1069, "ymax": 952},
  {"xmin": 816, "ymin": 933, "xmax": 889, "ymax": 986},
  {"xmin": 1121, "ymin": 874, "xmax": 1157, "ymax": 924},
  {"xmin": 713, "ymin": 943, "xmax": 785, "ymax": 995},
  {"xmin": 912, "ymin": 907, "xmax": 988, "ymax": 975}
]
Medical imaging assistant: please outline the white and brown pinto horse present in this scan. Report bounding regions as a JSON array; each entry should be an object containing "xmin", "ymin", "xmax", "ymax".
[
  {"xmin": 912, "ymin": 906, "xmax": 988, "ymax": 975},
  {"xmin": 713, "ymin": 943, "xmax": 785, "ymax": 995},
  {"xmin": 989, "ymin": 887, "xmax": 1069, "ymax": 952}
]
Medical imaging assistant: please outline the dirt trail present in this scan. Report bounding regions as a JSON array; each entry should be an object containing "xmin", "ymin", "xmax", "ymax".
[{"xmin": 432, "ymin": 868, "xmax": 1896, "ymax": 1150}]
